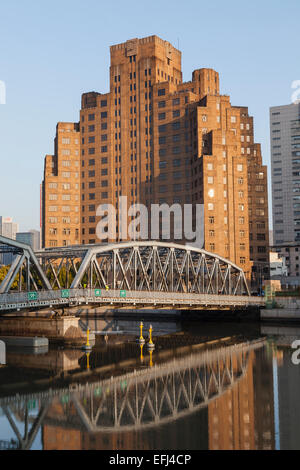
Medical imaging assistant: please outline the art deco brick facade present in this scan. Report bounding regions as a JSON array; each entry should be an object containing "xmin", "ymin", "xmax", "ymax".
[
  {"xmin": 42, "ymin": 35, "xmax": 269, "ymax": 281},
  {"xmin": 208, "ymin": 350, "xmax": 256, "ymax": 450},
  {"xmin": 42, "ymin": 122, "xmax": 80, "ymax": 248}
]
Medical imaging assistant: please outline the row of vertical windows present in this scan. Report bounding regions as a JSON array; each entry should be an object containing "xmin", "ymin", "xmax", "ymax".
[
  {"xmin": 82, "ymin": 124, "xmax": 107, "ymax": 133},
  {"xmin": 85, "ymin": 112, "xmax": 108, "ymax": 122}
]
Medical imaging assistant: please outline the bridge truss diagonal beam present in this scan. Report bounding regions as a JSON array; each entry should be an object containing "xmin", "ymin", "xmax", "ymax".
[
  {"xmin": 0, "ymin": 235, "xmax": 51, "ymax": 293},
  {"xmin": 61, "ymin": 241, "xmax": 250, "ymax": 296}
]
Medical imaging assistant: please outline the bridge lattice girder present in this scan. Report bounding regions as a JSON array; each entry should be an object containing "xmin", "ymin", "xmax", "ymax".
[{"xmin": 35, "ymin": 241, "xmax": 250, "ymax": 296}]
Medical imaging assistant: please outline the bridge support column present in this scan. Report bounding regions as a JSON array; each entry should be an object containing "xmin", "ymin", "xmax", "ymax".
[{"xmin": 0, "ymin": 316, "xmax": 86, "ymax": 346}]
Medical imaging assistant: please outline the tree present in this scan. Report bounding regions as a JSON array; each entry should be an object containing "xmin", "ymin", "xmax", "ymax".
[{"xmin": 0, "ymin": 265, "xmax": 20, "ymax": 290}]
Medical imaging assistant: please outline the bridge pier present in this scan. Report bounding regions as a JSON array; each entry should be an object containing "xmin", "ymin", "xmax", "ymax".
[{"xmin": 0, "ymin": 316, "xmax": 86, "ymax": 346}]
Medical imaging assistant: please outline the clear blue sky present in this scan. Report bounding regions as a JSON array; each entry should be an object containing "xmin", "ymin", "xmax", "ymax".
[{"xmin": 0, "ymin": 0, "xmax": 298, "ymax": 232}]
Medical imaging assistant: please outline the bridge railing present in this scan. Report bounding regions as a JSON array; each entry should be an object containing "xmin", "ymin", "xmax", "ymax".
[{"xmin": 0, "ymin": 287, "xmax": 264, "ymax": 312}]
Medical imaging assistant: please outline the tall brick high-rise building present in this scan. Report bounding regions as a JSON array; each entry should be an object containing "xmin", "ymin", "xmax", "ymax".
[
  {"xmin": 42, "ymin": 122, "xmax": 80, "ymax": 248},
  {"xmin": 42, "ymin": 35, "xmax": 269, "ymax": 283}
]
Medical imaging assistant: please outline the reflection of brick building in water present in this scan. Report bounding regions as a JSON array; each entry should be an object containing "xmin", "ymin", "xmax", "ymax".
[
  {"xmin": 43, "ymin": 401, "xmax": 81, "ymax": 450},
  {"xmin": 42, "ymin": 342, "xmax": 274, "ymax": 450},
  {"xmin": 252, "ymin": 347, "xmax": 275, "ymax": 450},
  {"xmin": 43, "ymin": 400, "xmax": 151, "ymax": 450},
  {"xmin": 208, "ymin": 348, "xmax": 275, "ymax": 450},
  {"xmin": 208, "ymin": 350, "xmax": 256, "ymax": 450},
  {"xmin": 43, "ymin": 399, "xmax": 208, "ymax": 450}
]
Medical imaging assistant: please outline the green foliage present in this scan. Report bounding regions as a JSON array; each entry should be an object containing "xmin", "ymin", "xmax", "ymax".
[
  {"xmin": 0, "ymin": 265, "xmax": 20, "ymax": 290},
  {"xmin": 45, "ymin": 264, "xmax": 78, "ymax": 289}
]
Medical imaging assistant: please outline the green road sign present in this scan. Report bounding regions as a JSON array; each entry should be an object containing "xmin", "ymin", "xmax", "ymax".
[
  {"xmin": 27, "ymin": 400, "xmax": 36, "ymax": 410},
  {"xmin": 95, "ymin": 289, "xmax": 102, "ymax": 297},
  {"xmin": 94, "ymin": 387, "xmax": 102, "ymax": 397},
  {"xmin": 61, "ymin": 395, "xmax": 69, "ymax": 405},
  {"xmin": 120, "ymin": 290, "xmax": 127, "ymax": 298},
  {"xmin": 28, "ymin": 292, "xmax": 38, "ymax": 301},
  {"xmin": 120, "ymin": 380, "xmax": 127, "ymax": 391},
  {"xmin": 61, "ymin": 289, "xmax": 70, "ymax": 299}
]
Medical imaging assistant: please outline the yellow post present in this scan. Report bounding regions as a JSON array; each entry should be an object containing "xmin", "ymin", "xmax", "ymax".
[
  {"xmin": 147, "ymin": 324, "xmax": 155, "ymax": 350},
  {"xmin": 149, "ymin": 325, "xmax": 154, "ymax": 346},
  {"xmin": 140, "ymin": 343, "xmax": 144, "ymax": 363},
  {"xmin": 139, "ymin": 322, "xmax": 145, "ymax": 343},
  {"xmin": 86, "ymin": 352, "xmax": 90, "ymax": 370},
  {"xmin": 149, "ymin": 349, "xmax": 153, "ymax": 368},
  {"xmin": 82, "ymin": 327, "xmax": 92, "ymax": 351},
  {"xmin": 86, "ymin": 328, "xmax": 90, "ymax": 348}
]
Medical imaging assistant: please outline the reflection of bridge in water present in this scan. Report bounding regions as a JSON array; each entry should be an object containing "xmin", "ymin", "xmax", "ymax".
[
  {"xmin": 0, "ymin": 237, "xmax": 264, "ymax": 313},
  {"xmin": 0, "ymin": 337, "xmax": 265, "ymax": 449}
]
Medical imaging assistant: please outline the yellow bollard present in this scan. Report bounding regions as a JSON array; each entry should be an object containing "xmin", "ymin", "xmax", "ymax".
[
  {"xmin": 149, "ymin": 349, "xmax": 154, "ymax": 368},
  {"xmin": 86, "ymin": 352, "xmax": 90, "ymax": 370},
  {"xmin": 82, "ymin": 327, "xmax": 92, "ymax": 351},
  {"xmin": 139, "ymin": 322, "xmax": 145, "ymax": 344},
  {"xmin": 147, "ymin": 324, "xmax": 155, "ymax": 350},
  {"xmin": 149, "ymin": 325, "xmax": 153, "ymax": 345},
  {"xmin": 140, "ymin": 343, "xmax": 144, "ymax": 363}
]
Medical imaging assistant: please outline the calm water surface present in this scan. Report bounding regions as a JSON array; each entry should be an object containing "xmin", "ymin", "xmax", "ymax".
[{"xmin": 0, "ymin": 318, "xmax": 299, "ymax": 450}]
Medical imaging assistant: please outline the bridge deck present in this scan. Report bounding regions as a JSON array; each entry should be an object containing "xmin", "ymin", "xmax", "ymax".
[
  {"xmin": 0, "ymin": 288, "xmax": 264, "ymax": 313},
  {"xmin": 0, "ymin": 237, "xmax": 265, "ymax": 314},
  {"xmin": 0, "ymin": 289, "xmax": 264, "ymax": 312}
]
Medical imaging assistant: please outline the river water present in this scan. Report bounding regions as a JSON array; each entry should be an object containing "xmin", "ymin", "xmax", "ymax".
[{"xmin": 0, "ymin": 318, "xmax": 299, "ymax": 450}]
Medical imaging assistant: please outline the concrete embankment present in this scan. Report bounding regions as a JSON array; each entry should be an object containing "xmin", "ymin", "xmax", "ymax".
[
  {"xmin": 0, "ymin": 336, "xmax": 48, "ymax": 348},
  {"xmin": 261, "ymin": 297, "xmax": 300, "ymax": 322}
]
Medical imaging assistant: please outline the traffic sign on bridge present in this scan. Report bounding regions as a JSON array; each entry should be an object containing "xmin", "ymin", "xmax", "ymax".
[
  {"xmin": 28, "ymin": 292, "xmax": 38, "ymax": 301},
  {"xmin": 61, "ymin": 290, "xmax": 70, "ymax": 299}
]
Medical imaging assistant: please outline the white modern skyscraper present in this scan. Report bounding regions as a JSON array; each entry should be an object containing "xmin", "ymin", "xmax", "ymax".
[
  {"xmin": 270, "ymin": 102, "xmax": 300, "ymax": 245},
  {"xmin": 0, "ymin": 216, "xmax": 19, "ymax": 240},
  {"xmin": 0, "ymin": 216, "xmax": 19, "ymax": 265}
]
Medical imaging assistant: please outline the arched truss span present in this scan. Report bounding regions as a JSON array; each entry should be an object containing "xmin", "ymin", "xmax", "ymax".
[{"xmin": 36, "ymin": 241, "xmax": 250, "ymax": 296}]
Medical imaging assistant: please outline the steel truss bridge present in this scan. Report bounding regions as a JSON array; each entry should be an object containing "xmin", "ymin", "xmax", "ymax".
[
  {"xmin": 0, "ymin": 338, "xmax": 264, "ymax": 449},
  {"xmin": 0, "ymin": 236, "xmax": 264, "ymax": 312}
]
